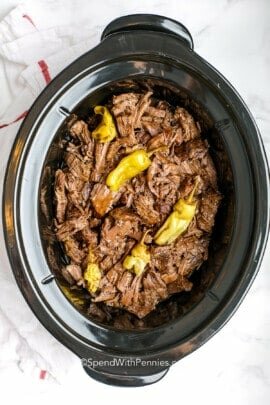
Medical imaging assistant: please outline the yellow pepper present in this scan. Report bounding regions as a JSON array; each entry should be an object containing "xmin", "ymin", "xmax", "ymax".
[
  {"xmin": 60, "ymin": 285, "xmax": 85, "ymax": 308},
  {"xmin": 106, "ymin": 147, "xmax": 167, "ymax": 192},
  {"xmin": 123, "ymin": 231, "xmax": 151, "ymax": 276},
  {"xmin": 154, "ymin": 177, "xmax": 199, "ymax": 245},
  {"xmin": 92, "ymin": 106, "xmax": 117, "ymax": 143},
  {"xmin": 84, "ymin": 249, "xmax": 101, "ymax": 293}
]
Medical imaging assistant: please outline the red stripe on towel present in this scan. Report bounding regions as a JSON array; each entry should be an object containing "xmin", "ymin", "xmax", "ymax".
[
  {"xmin": 0, "ymin": 111, "xmax": 28, "ymax": 129},
  {"xmin": 22, "ymin": 14, "xmax": 36, "ymax": 27},
  {"xmin": 39, "ymin": 369, "xmax": 47, "ymax": 380},
  {"xmin": 38, "ymin": 60, "xmax": 52, "ymax": 84}
]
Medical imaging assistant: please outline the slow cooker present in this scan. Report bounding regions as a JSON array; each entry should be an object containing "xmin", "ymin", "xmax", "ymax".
[{"xmin": 3, "ymin": 14, "xmax": 269, "ymax": 386}]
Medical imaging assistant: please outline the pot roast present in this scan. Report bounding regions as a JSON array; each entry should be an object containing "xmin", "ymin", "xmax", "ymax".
[{"xmin": 50, "ymin": 90, "xmax": 221, "ymax": 321}]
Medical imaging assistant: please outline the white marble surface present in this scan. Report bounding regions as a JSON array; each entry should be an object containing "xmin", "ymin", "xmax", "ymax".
[{"xmin": 0, "ymin": 0, "xmax": 270, "ymax": 403}]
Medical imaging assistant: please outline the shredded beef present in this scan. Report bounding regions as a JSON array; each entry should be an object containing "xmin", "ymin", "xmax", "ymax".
[
  {"xmin": 51, "ymin": 90, "xmax": 221, "ymax": 321},
  {"xmin": 64, "ymin": 237, "xmax": 86, "ymax": 264},
  {"xmin": 91, "ymin": 184, "xmax": 121, "ymax": 217},
  {"xmin": 56, "ymin": 216, "xmax": 89, "ymax": 241},
  {"xmin": 54, "ymin": 169, "xmax": 67, "ymax": 223},
  {"xmin": 65, "ymin": 264, "xmax": 84, "ymax": 285}
]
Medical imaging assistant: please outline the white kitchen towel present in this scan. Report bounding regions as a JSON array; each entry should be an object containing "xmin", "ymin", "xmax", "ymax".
[{"xmin": 0, "ymin": 0, "xmax": 106, "ymax": 126}]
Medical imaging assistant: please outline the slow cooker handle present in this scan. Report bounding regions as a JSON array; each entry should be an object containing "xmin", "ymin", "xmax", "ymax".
[
  {"xmin": 82, "ymin": 363, "xmax": 169, "ymax": 387},
  {"xmin": 101, "ymin": 14, "xmax": 194, "ymax": 50}
]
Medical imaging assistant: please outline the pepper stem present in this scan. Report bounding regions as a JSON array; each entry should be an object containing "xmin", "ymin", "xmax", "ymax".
[
  {"xmin": 140, "ymin": 229, "xmax": 151, "ymax": 244},
  {"xmin": 187, "ymin": 176, "xmax": 200, "ymax": 203}
]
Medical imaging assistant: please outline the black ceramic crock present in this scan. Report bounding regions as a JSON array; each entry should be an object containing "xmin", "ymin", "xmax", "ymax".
[{"xmin": 3, "ymin": 14, "xmax": 270, "ymax": 387}]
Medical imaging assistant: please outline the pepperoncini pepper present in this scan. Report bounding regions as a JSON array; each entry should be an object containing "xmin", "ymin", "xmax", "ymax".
[
  {"xmin": 84, "ymin": 249, "xmax": 101, "ymax": 293},
  {"xmin": 106, "ymin": 147, "xmax": 167, "ymax": 192},
  {"xmin": 154, "ymin": 177, "xmax": 199, "ymax": 246},
  {"xmin": 60, "ymin": 285, "xmax": 85, "ymax": 308},
  {"xmin": 123, "ymin": 231, "xmax": 151, "ymax": 276},
  {"xmin": 92, "ymin": 106, "xmax": 117, "ymax": 143}
]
